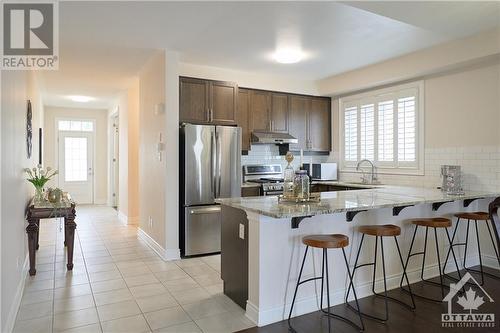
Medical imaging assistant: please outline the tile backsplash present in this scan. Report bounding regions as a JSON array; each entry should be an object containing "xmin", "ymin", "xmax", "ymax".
[
  {"xmin": 241, "ymin": 144, "xmax": 329, "ymax": 171},
  {"xmin": 339, "ymin": 146, "xmax": 500, "ymax": 192}
]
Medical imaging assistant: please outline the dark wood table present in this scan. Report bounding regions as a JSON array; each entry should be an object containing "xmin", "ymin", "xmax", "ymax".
[{"xmin": 26, "ymin": 199, "xmax": 77, "ymax": 276}]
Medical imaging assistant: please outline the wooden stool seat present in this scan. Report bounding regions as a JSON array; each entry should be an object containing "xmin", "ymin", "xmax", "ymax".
[
  {"xmin": 411, "ymin": 217, "xmax": 451, "ymax": 228},
  {"xmin": 455, "ymin": 212, "xmax": 489, "ymax": 221},
  {"xmin": 302, "ymin": 234, "xmax": 349, "ymax": 249},
  {"xmin": 358, "ymin": 224, "xmax": 401, "ymax": 237}
]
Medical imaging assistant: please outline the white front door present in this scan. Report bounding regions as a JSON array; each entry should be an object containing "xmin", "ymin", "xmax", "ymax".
[{"xmin": 58, "ymin": 131, "xmax": 94, "ymax": 204}]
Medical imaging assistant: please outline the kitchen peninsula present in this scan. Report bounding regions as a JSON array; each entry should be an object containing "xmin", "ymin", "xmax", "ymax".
[{"xmin": 217, "ymin": 186, "xmax": 500, "ymax": 326}]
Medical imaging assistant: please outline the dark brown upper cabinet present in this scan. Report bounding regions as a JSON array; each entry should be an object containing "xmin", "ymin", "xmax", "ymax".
[
  {"xmin": 309, "ymin": 97, "xmax": 331, "ymax": 151},
  {"xmin": 236, "ymin": 88, "xmax": 251, "ymax": 151},
  {"xmin": 248, "ymin": 90, "xmax": 271, "ymax": 132},
  {"xmin": 180, "ymin": 77, "xmax": 237, "ymax": 125},
  {"xmin": 289, "ymin": 95, "xmax": 331, "ymax": 152},
  {"xmin": 270, "ymin": 93, "xmax": 289, "ymax": 133},
  {"xmin": 288, "ymin": 95, "xmax": 310, "ymax": 151}
]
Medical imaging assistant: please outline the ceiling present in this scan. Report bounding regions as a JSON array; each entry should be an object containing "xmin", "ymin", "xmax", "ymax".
[{"xmin": 39, "ymin": 1, "xmax": 500, "ymax": 109}]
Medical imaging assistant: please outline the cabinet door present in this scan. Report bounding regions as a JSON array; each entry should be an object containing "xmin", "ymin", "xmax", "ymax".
[
  {"xmin": 180, "ymin": 77, "xmax": 209, "ymax": 123},
  {"xmin": 211, "ymin": 81, "xmax": 237, "ymax": 125},
  {"xmin": 288, "ymin": 95, "xmax": 309, "ymax": 151},
  {"xmin": 249, "ymin": 90, "xmax": 271, "ymax": 132},
  {"xmin": 309, "ymin": 98, "xmax": 331, "ymax": 151},
  {"xmin": 236, "ymin": 89, "xmax": 251, "ymax": 151},
  {"xmin": 270, "ymin": 93, "xmax": 288, "ymax": 133}
]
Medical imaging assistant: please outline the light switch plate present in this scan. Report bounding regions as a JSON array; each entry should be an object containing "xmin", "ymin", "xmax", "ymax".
[{"xmin": 239, "ymin": 223, "xmax": 245, "ymax": 239}]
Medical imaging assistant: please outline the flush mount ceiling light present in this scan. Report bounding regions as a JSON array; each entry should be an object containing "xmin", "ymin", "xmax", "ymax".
[
  {"xmin": 68, "ymin": 95, "xmax": 95, "ymax": 103},
  {"xmin": 273, "ymin": 48, "xmax": 304, "ymax": 64}
]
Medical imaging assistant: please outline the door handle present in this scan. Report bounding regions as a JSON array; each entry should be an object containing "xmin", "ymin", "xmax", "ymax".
[
  {"xmin": 190, "ymin": 206, "xmax": 221, "ymax": 215},
  {"xmin": 211, "ymin": 132, "xmax": 216, "ymax": 198},
  {"xmin": 216, "ymin": 132, "xmax": 222, "ymax": 198}
]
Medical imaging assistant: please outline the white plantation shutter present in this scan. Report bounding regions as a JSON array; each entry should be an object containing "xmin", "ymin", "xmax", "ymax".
[
  {"xmin": 397, "ymin": 96, "xmax": 416, "ymax": 162},
  {"xmin": 341, "ymin": 82, "xmax": 422, "ymax": 173},
  {"xmin": 344, "ymin": 106, "xmax": 358, "ymax": 161},
  {"xmin": 377, "ymin": 100, "xmax": 394, "ymax": 162},
  {"xmin": 360, "ymin": 103, "xmax": 374, "ymax": 160}
]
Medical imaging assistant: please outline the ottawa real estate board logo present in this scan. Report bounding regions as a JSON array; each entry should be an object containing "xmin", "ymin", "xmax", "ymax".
[
  {"xmin": 442, "ymin": 272, "xmax": 495, "ymax": 329},
  {"xmin": 1, "ymin": 1, "xmax": 59, "ymax": 69}
]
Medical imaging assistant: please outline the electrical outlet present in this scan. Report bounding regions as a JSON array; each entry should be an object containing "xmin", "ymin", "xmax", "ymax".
[{"xmin": 239, "ymin": 223, "xmax": 245, "ymax": 239}]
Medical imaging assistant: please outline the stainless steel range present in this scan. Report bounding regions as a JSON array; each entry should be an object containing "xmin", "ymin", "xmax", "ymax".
[{"xmin": 243, "ymin": 164, "xmax": 284, "ymax": 196}]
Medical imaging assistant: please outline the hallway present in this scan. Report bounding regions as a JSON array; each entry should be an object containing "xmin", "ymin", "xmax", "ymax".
[{"xmin": 13, "ymin": 206, "xmax": 254, "ymax": 333}]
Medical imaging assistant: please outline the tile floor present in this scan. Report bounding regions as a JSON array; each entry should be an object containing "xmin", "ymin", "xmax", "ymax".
[{"xmin": 13, "ymin": 206, "xmax": 254, "ymax": 333}]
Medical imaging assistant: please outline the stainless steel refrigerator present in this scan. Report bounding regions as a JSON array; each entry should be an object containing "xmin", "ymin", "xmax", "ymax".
[{"xmin": 180, "ymin": 123, "xmax": 241, "ymax": 256}]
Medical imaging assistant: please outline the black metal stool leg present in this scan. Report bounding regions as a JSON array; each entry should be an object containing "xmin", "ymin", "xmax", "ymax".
[
  {"xmin": 341, "ymin": 248, "xmax": 365, "ymax": 331},
  {"xmin": 433, "ymin": 227, "xmax": 445, "ymax": 299},
  {"xmin": 485, "ymin": 219, "xmax": 500, "ymax": 266},
  {"xmin": 444, "ymin": 228, "xmax": 464, "ymax": 289},
  {"xmin": 345, "ymin": 234, "xmax": 365, "ymax": 303},
  {"xmin": 288, "ymin": 246, "xmax": 309, "ymax": 322},
  {"xmin": 400, "ymin": 225, "xmax": 418, "ymax": 288},
  {"xmin": 475, "ymin": 220, "xmax": 485, "ymax": 285},
  {"xmin": 394, "ymin": 236, "xmax": 416, "ymax": 310},
  {"xmin": 463, "ymin": 220, "xmax": 470, "ymax": 268}
]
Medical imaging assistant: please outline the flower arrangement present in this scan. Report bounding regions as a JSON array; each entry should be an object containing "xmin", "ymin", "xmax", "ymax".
[{"xmin": 24, "ymin": 165, "xmax": 58, "ymax": 202}]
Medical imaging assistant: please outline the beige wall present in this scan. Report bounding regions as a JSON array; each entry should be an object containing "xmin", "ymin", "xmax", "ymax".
[
  {"xmin": 179, "ymin": 62, "xmax": 319, "ymax": 96},
  {"xmin": 139, "ymin": 51, "xmax": 167, "ymax": 248},
  {"xmin": 1, "ymin": 70, "xmax": 43, "ymax": 331},
  {"xmin": 318, "ymin": 28, "xmax": 500, "ymax": 96},
  {"xmin": 43, "ymin": 106, "xmax": 108, "ymax": 204}
]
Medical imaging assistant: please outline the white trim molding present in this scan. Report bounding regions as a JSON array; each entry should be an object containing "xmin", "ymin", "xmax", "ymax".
[
  {"xmin": 3, "ymin": 254, "xmax": 29, "ymax": 333},
  {"xmin": 137, "ymin": 228, "xmax": 180, "ymax": 261},
  {"xmin": 117, "ymin": 211, "xmax": 128, "ymax": 224}
]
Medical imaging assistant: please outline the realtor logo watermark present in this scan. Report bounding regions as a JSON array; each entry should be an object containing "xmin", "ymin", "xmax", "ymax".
[
  {"xmin": 1, "ymin": 1, "xmax": 59, "ymax": 69},
  {"xmin": 442, "ymin": 272, "xmax": 495, "ymax": 329}
]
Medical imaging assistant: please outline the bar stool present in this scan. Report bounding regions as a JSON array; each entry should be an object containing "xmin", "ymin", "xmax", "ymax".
[
  {"xmin": 444, "ymin": 212, "xmax": 500, "ymax": 285},
  {"xmin": 346, "ymin": 224, "xmax": 415, "ymax": 323},
  {"xmin": 288, "ymin": 234, "xmax": 365, "ymax": 331},
  {"xmin": 401, "ymin": 217, "xmax": 462, "ymax": 302}
]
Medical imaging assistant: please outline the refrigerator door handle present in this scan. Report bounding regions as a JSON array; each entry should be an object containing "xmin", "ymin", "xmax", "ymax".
[
  {"xmin": 216, "ymin": 131, "xmax": 222, "ymax": 198},
  {"xmin": 211, "ymin": 131, "xmax": 217, "ymax": 198}
]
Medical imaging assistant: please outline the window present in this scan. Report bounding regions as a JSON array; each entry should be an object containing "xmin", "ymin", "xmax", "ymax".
[
  {"xmin": 58, "ymin": 120, "xmax": 94, "ymax": 132},
  {"xmin": 340, "ymin": 81, "xmax": 424, "ymax": 175},
  {"xmin": 64, "ymin": 137, "xmax": 88, "ymax": 182}
]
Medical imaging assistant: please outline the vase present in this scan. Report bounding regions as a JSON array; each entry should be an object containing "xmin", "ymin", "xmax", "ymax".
[{"xmin": 34, "ymin": 186, "xmax": 45, "ymax": 204}]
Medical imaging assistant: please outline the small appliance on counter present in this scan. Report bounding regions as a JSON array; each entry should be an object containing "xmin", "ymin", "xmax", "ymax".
[
  {"xmin": 440, "ymin": 165, "xmax": 464, "ymax": 195},
  {"xmin": 302, "ymin": 162, "xmax": 338, "ymax": 181}
]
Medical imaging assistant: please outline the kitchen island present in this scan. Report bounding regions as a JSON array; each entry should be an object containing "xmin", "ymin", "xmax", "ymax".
[{"xmin": 217, "ymin": 186, "xmax": 500, "ymax": 326}]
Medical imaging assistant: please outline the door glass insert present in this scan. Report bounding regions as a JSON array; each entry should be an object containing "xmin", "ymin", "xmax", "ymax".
[
  {"xmin": 58, "ymin": 120, "xmax": 93, "ymax": 132},
  {"xmin": 64, "ymin": 137, "xmax": 88, "ymax": 182}
]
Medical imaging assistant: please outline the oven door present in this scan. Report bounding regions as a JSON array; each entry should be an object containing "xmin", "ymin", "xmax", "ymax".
[{"xmin": 263, "ymin": 190, "xmax": 283, "ymax": 196}]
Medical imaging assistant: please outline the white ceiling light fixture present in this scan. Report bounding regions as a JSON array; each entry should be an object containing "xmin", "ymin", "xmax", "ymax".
[
  {"xmin": 273, "ymin": 48, "xmax": 304, "ymax": 64},
  {"xmin": 68, "ymin": 95, "xmax": 95, "ymax": 103}
]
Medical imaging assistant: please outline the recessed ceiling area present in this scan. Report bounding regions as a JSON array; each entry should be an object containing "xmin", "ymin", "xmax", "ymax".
[{"xmin": 38, "ymin": 1, "xmax": 500, "ymax": 109}]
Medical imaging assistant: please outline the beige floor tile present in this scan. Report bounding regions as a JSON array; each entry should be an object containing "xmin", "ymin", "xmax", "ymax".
[
  {"xmin": 144, "ymin": 306, "xmax": 191, "ymax": 331},
  {"xmin": 55, "ymin": 284, "xmax": 92, "ymax": 299},
  {"xmin": 89, "ymin": 270, "xmax": 122, "ymax": 283},
  {"xmin": 59, "ymin": 323, "xmax": 102, "ymax": 333},
  {"xmin": 129, "ymin": 283, "xmax": 169, "ymax": 299},
  {"xmin": 53, "ymin": 307, "xmax": 99, "ymax": 332},
  {"xmin": 153, "ymin": 321, "xmax": 201, "ymax": 333},
  {"xmin": 161, "ymin": 277, "xmax": 199, "ymax": 292},
  {"xmin": 24, "ymin": 278, "xmax": 54, "ymax": 292},
  {"xmin": 154, "ymin": 269, "xmax": 190, "ymax": 282},
  {"xmin": 13, "ymin": 315, "xmax": 53, "ymax": 333},
  {"xmin": 173, "ymin": 258, "xmax": 203, "ymax": 268},
  {"xmin": 54, "ymin": 294, "xmax": 95, "ymax": 314},
  {"xmin": 192, "ymin": 273, "xmax": 223, "ymax": 287},
  {"xmin": 136, "ymin": 293, "xmax": 178, "ymax": 313},
  {"xmin": 16, "ymin": 300, "xmax": 53, "ymax": 321},
  {"xmin": 181, "ymin": 264, "xmax": 218, "ymax": 278},
  {"xmin": 86, "ymin": 263, "xmax": 117, "ymax": 274},
  {"xmin": 147, "ymin": 262, "xmax": 178, "ymax": 273},
  {"xmin": 21, "ymin": 289, "xmax": 54, "ymax": 305},
  {"xmin": 55, "ymin": 274, "xmax": 90, "ymax": 288},
  {"xmin": 124, "ymin": 273, "xmax": 159, "ymax": 287},
  {"xmin": 94, "ymin": 288, "xmax": 134, "ymax": 306},
  {"xmin": 181, "ymin": 299, "xmax": 229, "ymax": 320},
  {"xmin": 171, "ymin": 287, "xmax": 211, "ymax": 305},
  {"xmin": 119, "ymin": 265, "xmax": 152, "ymax": 278},
  {"xmin": 203, "ymin": 283, "xmax": 223, "ymax": 296},
  {"xmin": 97, "ymin": 300, "xmax": 142, "ymax": 322},
  {"xmin": 25, "ymin": 270, "xmax": 54, "ymax": 281},
  {"xmin": 91, "ymin": 278, "xmax": 127, "ymax": 293},
  {"xmin": 194, "ymin": 310, "xmax": 254, "ymax": 333},
  {"xmin": 101, "ymin": 314, "xmax": 150, "ymax": 333}
]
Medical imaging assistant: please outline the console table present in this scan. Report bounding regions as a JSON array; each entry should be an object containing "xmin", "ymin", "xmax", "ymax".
[{"xmin": 26, "ymin": 199, "xmax": 76, "ymax": 276}]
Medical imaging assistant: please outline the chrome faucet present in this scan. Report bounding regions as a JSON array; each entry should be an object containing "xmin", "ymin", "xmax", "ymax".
[{"xmin": 356, "ymin": 159, "xmax": 377, "ymax": 184}]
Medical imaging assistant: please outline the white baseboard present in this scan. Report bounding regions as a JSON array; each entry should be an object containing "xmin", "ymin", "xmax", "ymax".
[
  {"xmin": 3, "ymin": 254, "xmax": 29, "ymax": 333},
  {"xmin": 137, "ymin": 228, "xmax": 180, "ymax": 261},
  {"xmin": 247, "ymin": 254, "xmax": 494, "ymax": 326},
  {"xmin": 117, "ymin": 211, "xmax": 127, "ymax": 224}
]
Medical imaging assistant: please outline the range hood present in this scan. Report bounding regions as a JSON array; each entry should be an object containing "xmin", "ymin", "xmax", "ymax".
[{"xmin": 251, "ymin": 131, "xmax": 298, "ymax": 145}]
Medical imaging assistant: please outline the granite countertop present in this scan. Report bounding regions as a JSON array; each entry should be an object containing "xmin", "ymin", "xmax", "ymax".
[
  {"xmin": 216, "ymin": 186, "xmax": 500, "ymax": 219},
  {"xmin": 311, "ymin": 180, "xmax": 383, "ymax": 189}
]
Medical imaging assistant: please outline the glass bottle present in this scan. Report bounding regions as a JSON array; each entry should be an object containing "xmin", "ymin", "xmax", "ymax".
[
  {"xmin": 294, "ymin": 170, "xmax": 310, "ymax": 200},
  {"xmin": 283, "ymin": 152, "xmax": 295, "ymax": 199}
]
